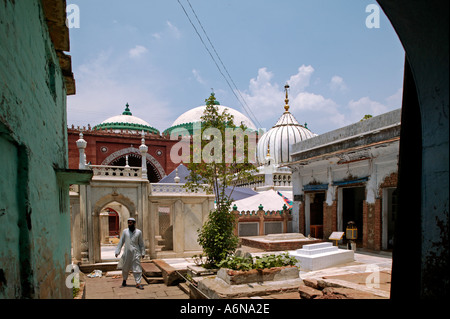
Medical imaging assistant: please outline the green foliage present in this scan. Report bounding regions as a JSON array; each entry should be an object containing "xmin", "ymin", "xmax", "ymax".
[
  {"xmin": 197, "ymin": 203, "xmax": 239, "ymax": 268},
  {"xmin": 72, "ymin": 277, "xmax": 80, "ymax": 298},
  {"xmin": 218, "ymin": 252, "xmax": 298, "ymax": 271},
  {"xmin": 184, "ymin": 92, "xmax": 257, "ymax": 268},
  {"xmin": 360, "ymin": 114, "xmax": 373, "ymax": 121},
  {"xmin": 217, "ymin": 255, "xmax": 254, "ymax": 271}
]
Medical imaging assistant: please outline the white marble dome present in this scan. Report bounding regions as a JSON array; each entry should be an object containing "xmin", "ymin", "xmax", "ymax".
[
  {"xmin": 94, "ymin": 103, "xmax": 159, "ymax": 134},
  {"xmin": 100, "ymin": 114, "xmax": 152, "ymax": 127},
  {"xmin": 171, "ymin": 105, "xmax": 257, "ymax": 130},
  {"xmin": 257, "ymin": 86, "xmax": 317, "ymax": 165}
]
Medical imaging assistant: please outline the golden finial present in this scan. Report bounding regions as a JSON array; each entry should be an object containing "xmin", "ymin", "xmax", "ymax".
[
  {"xmin": 266, "ymin": 142, "xmax": 271, "ymax": 157},
  {"xmin": 284, "ymin": 83, "xmax": 290, "ymax": 112}
]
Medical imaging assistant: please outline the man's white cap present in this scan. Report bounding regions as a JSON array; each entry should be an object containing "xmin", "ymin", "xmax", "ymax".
[{"xmin": 128, "ymin": 218, "xmax": 136, "ymax": 222}]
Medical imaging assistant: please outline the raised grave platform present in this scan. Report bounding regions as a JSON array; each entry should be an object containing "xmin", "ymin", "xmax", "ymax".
[
  {"xmin": 196, "ymin": 265, "xmax": 303, "ymax": 299},
  {"xmin": 289, "ymin": 242, "xmax": 354, "ymax": 271},
  {"xmin": 240, "ymin": 233, "xmax": 323, "ymax": 251}
]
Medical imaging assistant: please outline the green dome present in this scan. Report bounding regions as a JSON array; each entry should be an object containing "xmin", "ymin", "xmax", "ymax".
[{"xmin": 93, "ymin": 103, "xmax": 160, "ymax": 134}]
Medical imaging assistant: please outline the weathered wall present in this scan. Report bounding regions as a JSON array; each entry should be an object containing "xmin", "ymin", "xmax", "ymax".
[
  {"xmin": 378, "ymin": 0, "xmax": 448, "ymax": 298},
  {"xmin": 0, "ymin": 0, "xmax": 72, "ymax": 298}
]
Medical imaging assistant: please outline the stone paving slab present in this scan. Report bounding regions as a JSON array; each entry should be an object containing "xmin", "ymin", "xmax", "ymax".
[
  {"xmin": 84, "ymin": 248, "xmax": 392, "ymax": 299},
  {"xmin": 83, "ymin": 276, "xmax": 189, "ymax": 299},
  {"xmin": 197, "ymin": 276, "xmax": 305, "ymax": 299}
]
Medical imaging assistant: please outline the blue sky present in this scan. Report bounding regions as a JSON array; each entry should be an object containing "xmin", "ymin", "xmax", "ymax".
[{"xmin": 66, "ymin": 0, "xmax": 405, "ymax": 135}]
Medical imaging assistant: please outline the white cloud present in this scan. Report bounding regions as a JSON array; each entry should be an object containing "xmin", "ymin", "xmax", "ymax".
[
  {"xmin": 347, "ymin": 96, "xmax": 389, "ymax": 122},
  {"xmin": 238, "ymin": 67, "xmax": 282, "ymax": 124},
  {"xmin": 288, "ymin": 65, "xmax": 315, "ymax": 95},
  {"xmin": 67, "ymin": 50, "xmax": 173, "ymax": 131},
  {"xmin": 192, "ymin": 69, "xmax": 205, "ymax": 84},
  {"xmin": 166, "ymin": 21, "xmax": 181, "ymax": 38},
  {"xmin": 329, "ymin": 75, "xmax": 347, "ymax": 92},
  {"xmin": 385, "ymin": 87, "xmax": 403, "ymax": 108},
  {"xmin": 238, "ymin": 66, "xmax": 347, "ymax": 133},
  {"xmin": 129, "ymin": 45, "xmax": 148, "ymax": 58}
]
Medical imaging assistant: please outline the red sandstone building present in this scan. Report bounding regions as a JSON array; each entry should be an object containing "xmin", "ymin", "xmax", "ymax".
[
  {"xmin": 67, "ymin": 104, "xmax": 178, "ymax": 182},
  {"xmin": 68, "ymin": 96, "xmax": 259, "ymax": 182}
]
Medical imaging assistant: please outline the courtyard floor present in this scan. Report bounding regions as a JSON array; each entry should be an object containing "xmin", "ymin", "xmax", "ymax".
[{"xmin": 81, "ymin": 245, "xmax": 392, "ymax": 299}]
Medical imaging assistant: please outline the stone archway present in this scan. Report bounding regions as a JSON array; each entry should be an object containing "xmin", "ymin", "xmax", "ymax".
[
  {"xmin": 92, "ymin": 193, "xmax": 137, "ymax": 262},
  {"xmin": 75, "ymin": 178, "xmax": 149, "ymax": 264},
  {"xmin": 377, "ymin": 0, "xmax": 448, "ymax": 298},
  {"xmin": 101, "ymin": 147, "xmax": 166, "ymax": 181}
]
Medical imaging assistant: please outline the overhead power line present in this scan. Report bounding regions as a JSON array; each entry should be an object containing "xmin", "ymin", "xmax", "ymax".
[{"xmin": 177, "ymin": 0, "xmax": 262, "ymax": 128}]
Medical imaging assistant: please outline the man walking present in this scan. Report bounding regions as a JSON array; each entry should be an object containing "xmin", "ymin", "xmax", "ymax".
[{"xmin": 115, "ymin": 217, "xmax": 145, "ymax": 289}]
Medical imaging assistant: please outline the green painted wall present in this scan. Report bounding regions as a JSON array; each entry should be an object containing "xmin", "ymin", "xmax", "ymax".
[{"xmin": 0, "ymin": 0, "xmax": 72, "ymax": 298}]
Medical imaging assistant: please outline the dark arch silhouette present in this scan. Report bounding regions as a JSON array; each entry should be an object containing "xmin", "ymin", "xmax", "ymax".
[{"xmin": 378, "ymin": 0, "xmax": 449, "ymax": 298}]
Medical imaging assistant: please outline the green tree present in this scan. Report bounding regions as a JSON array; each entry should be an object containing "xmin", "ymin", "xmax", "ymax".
[
  {"xmin": 184, "ymin": 93, "xmax": 257, "ymax": 268},
  {"xmin": 360, "ymin": 114, "xmax": 373, "ymax": 121}
]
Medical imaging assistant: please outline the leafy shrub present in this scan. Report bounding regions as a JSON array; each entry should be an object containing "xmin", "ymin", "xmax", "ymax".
[
  {"xmin": 197, "ymin": 204, "xmax": 239, "ymax": 268},
  {"xmin": 218, "ymin": 252, "xmax": 298, "ymax": 271}
]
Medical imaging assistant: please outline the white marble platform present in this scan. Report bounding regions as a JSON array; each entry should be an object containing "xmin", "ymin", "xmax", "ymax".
[{"xmin": 289, "ymin": 242, "xmax": 354, "ymax": 271}]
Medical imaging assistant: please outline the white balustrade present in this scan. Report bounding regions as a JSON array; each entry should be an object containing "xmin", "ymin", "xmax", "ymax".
[
  {"xmin": 89, "ymin": 165, "xmax": 142, "ymax": 179},
  {"xmin": 150, "ymin": 183, "xmax": 209, "ymax": 195}
]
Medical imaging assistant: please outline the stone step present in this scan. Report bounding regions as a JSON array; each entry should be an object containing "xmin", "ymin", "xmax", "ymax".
[
  {"xmin": 295, "ymin": 246, "xmax": 338, "ymax": 256},
  {"xmin": 143, "ymin": 275, "xmax": 165, "ymax": 284},
  {"xmin": 141, "ymin": 262, "xmax": 162, "ymax": 277},
  {"xmin": 178, "ymin": 282, "xmax": 190, "ymax": 295},
  {"xmin": 302, "ymin": 242, "xmax": 333, "ymax": 250}
]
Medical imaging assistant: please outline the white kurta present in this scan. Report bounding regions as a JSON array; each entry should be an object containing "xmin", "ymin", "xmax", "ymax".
[{"xmin": 115, "ymin": 228, "xmax": 145, "ymax": 274}]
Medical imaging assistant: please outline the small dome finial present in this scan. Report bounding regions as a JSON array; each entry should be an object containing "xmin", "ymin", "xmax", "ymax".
[
  {"xmin": 206, "ymin": 90, "xmax": 220, "ymax": 106},
  {"xmin": 123, "ymin": 103, "xmax": 132, "ymax": 116},
  {"xmin": 174, "ymin": 167, "xmax": 180, "ymax": 183},
  {"xmin": 284, "ymin": 83, "xmax": 290, "ymax": 112}
]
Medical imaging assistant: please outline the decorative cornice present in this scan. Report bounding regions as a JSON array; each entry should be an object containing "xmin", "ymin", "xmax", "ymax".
[{"xmin": 93, "ymin": 122, "xmax": 159, "ymax": 135}]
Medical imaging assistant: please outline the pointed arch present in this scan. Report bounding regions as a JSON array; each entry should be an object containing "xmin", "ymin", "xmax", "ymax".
[{"xmin": 101, "ymin": 147, "xmax": 166, "ymax": 180}]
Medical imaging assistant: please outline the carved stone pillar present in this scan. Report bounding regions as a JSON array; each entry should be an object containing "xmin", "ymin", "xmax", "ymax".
[{"xmin": 139, "ymin": 131, "xmax": 148, "ymax": 179}]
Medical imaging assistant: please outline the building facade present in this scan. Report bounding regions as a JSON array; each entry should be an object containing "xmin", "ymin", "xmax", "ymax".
[
  {"xmin": 288, "ymin": 109, "xmax": 401, "ymax": 251},
  {"xmin": 0, "ymin": 0, "xmax": 91, "ymax": 298}
]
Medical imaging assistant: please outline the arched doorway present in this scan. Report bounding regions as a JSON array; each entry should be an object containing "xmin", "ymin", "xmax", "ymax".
[
  {"xmin": 92, "ymin": 194, "xmax": 137, "ymax": 263},
  {"xmin": 107, "ymin": 208, "xmax": 120, "ymax": 237},
  {"xmin": 101, "ymin": 147, "xmax": 166, "ymax": 182},
  {"xmin": 110, "ymin": 153, "xmax": 161, "ymax": 183},
  {"xmin": 98, "ymin": 201, "xmax": 131, "ymax": 261}
]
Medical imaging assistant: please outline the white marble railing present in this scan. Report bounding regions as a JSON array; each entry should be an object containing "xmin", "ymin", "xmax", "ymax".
[
  {"xmin": 89, "ymin": 165, "xmax": 142, "ymax": 179},
  {"xmin": 273, "ymin": 173, "xmax": 292, "ymax": 186},
  {"xmin": 232, "ymin": 174, "xmax": 265, "ymax": 188},
  {"xmin": 150, "ymin": 183, "xmax": 210, "ymax": 195}
]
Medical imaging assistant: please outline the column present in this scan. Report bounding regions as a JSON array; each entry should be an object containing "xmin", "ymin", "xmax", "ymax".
[
  {"xmin": 305, "ymin": 193, "xmax": 311, "ymax": 236},
  {"xmin": 79, "ymin": 185, "xmax": 89, "ymax": 263},
  {"xmin": 76, "ymin": 132, "xmax": 87, "ymax": 169},
  {"xmin": 291, "ymin": 166, "xmax": 303, "ymax": 233},
  {"xmin": 139, "ymin": 131, "xmax": 148, "ymax": 179}
]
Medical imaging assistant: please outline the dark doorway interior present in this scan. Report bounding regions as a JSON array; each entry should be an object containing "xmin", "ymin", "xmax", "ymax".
[
  {"xmin": 343, "ymin": 186, "xmax": 365, "ymax": 247},
  {"xmin": 112, "ymin": 154, "xmax": 160, "ymax": 183},
  {"xmin": 309, "ymin": 192, "xmax": 325, "ymax": 238},
  {"xmin": 107, "ymin": 208, "xmax": 120, "ymax": 237},
  {"xmin": 387, "ymin": 188, "xmax": 398, "ymax": 250}
]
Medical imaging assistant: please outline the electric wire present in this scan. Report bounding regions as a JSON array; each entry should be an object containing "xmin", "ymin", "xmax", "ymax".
[
  {"xmin": 177, "ymin": 0, "xmax": 262, "ymax": 128},
  {"xmin": 185, "ymin": 0, "xmax": 262, "ymax": 129}
]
